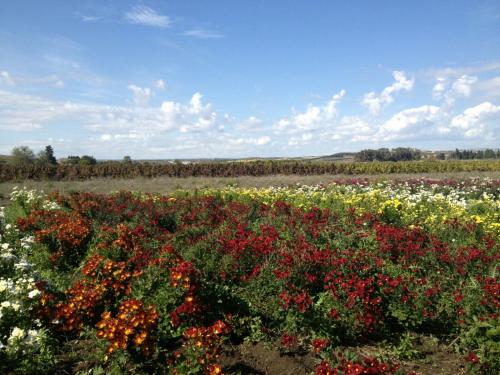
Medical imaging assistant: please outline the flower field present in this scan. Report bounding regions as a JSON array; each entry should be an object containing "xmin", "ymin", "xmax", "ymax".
[{"xmin": 0, "ymin": 179, "xmax": 499, "ymax": 374}]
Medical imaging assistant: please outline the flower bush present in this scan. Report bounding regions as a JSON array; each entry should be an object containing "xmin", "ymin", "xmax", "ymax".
[{"xmin": 0, "ymin": 208, "xmax": 53, "ymax": 373}]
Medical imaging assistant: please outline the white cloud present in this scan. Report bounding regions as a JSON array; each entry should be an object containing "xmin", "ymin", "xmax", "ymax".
[
  {"xmin": 432, "ymin": 75, "xmax": 478, "ymax": 105},
  {"xmin": 426, "ymin": 62, "xmax": 500, "ymax": 79},
  {"xmin": 362, "ymin": 71, "xmax": 414, "ymax": 115},
  {"xmin": 274, "ymin": 89, "xmax": 346, "ymax": 133},
  {"xmin": 128, "ymin": 84, "xmax": 152, "ymax": 106},
  {"xmin": 377, "ymin": 105, "xmax": 441, "ymax": 140},
  {"xmin": 475, "ymin": 76, "xmax": 500, "ymax": 98},
  {"xmin": 124, "ymin": 6, "xmax": 171, "ymax": 28},
  {"xmin": 256, "ymin": 136, "xmax": 271, "ymax": 145},
  {"xmin": 161, "ymin": 92, "xmax": 221, "ymax": 133},
  {"xmin": 432, "ymin": 77, "xmax": 447, "ymax": 99},
  {"xmin": 288, "ymin": 133, "xmax": 313, "ymax": 146},
  {"xmin": 81, "ymin": 15, "xmax": 100, "ymax": 22},
  {"xmin": 155, "ymin": 79, "xmax": 166, "ymax": 90},
  {"xmin": 229, "ymin": 136, "xmax": 271, "ymax": 146},
  {"xmin": 238, "ymin": 116, "xmax": 262, "ymax": 130},
  {"xmin": 451, "ymin": 102, "xmax": 500, "ymax": 138},
  {"xmin": 0, "ymin": 71, "xmax": 15, "ymax": 85},
  {"xmin": 100, "ymin": 134, "xmax": 112, "ymax": 141},
  {"xmin": 183, "ymin": 28, "xmax": 224, "ymax": 39},
  {"xmin": 452, "ymin": 75, "xmax": 477, "ymax": 97}
]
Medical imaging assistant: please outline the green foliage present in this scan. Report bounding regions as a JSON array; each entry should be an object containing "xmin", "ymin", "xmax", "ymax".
[
  {"xmin": 10, "ymin": 146, "xmax": 35, "ymax": 166},
  {"xmin": 389, "ymin": 333, "xmax": 421, "ymax": 360},
  {"xmin": 458, "ymin": 317, "xmax": 500, "ymax": 374},
  {"xmin": 37, "ymin": 145, "xmax": 58, "ymax": 166}
]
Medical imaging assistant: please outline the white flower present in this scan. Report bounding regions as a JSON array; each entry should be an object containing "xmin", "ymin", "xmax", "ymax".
[
  {"xmin": 11, "ymin": 302, "xmax": 21, "ymax": 311},
  {"xmin": 1, "ymin": 243, "xmax": 9, "ymax": 251},
  {"xmin": 25, "ymin": 329, "xmax": 40, "ymax": 346},
  {"xmin": 1, "ymin": 301, "xmax": 11, "ymax": 309},
  {"xmin": 0, "ymin": 279, "xmax": 8, "ymax": 293},
  {"xmin": 28, "ymin": 289, "xmax": 40, "ymax": 299},
  {"xmin": 5, "ymin": 224, "xmax": 12, "ymax": 231},
  {"xmin": 14, "ymin": 261, "xmax": 30, "ymax": 271},
  {"xmin": 8, "ymin": 327, "xmax": 25, "ymax": 344}
]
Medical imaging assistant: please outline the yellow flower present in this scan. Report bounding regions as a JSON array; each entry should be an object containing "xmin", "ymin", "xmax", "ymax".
[{"xmin": 470, "ymin": 215, "xmax": 483, "ymax": 223}]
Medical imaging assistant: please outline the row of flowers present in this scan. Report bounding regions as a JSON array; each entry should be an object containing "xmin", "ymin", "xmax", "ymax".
[
  {"xmin": 1, "ymin": 182, "xmax": 498, "ymax": 374},
  {"xmin": 191, "ymin": 179, "xmax": 499, "ymax": 235},
  {"xmin": 0, "ymin": 205, "xmax": 51, "ymax": 372}
]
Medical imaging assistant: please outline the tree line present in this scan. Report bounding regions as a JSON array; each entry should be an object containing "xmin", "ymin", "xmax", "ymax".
[
  {"xmin": 449, "ymin": 148, "xmax": 500, "ymax": 160},
  {"xmin": 354, "ymin": 148, "xmax": 422, "ymax": 162},
  {"xmin": 6, "ymin": 145, "xmax": 99, "ymax": 166}
]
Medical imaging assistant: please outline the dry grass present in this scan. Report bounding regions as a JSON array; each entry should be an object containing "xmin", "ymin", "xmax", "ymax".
[{"xmin": 1, "ymin": 171, "xmax": 499, "ymax": 199}]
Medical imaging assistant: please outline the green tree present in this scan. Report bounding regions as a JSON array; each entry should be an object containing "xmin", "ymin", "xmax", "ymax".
[
  {"xmin": 65, "ymin": 156, "xmax": 81, "ymax": 165},
  {"xmin": 80, "ymin": 155, "xmax": 97, "ymax": 165},
  {"xmin": 10, "ymin": 146, "xmax": 35, "ymax": 166},
  {"xmin": 37, "ymin": 145, "xmax": 58, "ymax": 165}
]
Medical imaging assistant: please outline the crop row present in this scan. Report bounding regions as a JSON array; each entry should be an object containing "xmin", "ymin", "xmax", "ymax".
[{"xmin": 1, "ymin": 159, "xmax": 500, "ymax": 182}]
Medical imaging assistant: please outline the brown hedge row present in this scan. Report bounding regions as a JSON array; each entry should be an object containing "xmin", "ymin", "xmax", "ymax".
[{"xmin": 1, "ymin": 159, "xmax": 499, "ymax": 182}]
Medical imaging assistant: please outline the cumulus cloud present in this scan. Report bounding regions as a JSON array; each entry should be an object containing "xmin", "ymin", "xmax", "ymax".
[
  {"xmin": 128, "ymin": 84, "xmax": 152, "ymax": 106},
  {"xmin": 161, "ymin": 92, "xmax": 221, "ymax": 133},
  {"xmin": 124, "ymin": 6, "xmax": 171, "ymax": 28},
  {"xmin": 432, "ymin": 77, "xmax": 447, "ymax": 100},
  {"xmin": 362, "ymin": 71, "xmax": 414, "ymax": 115},
  {"xmin": 432, "ymin": 75, "xmax": 478, "ymax": 105},
  {"xmin": 0, "ymin": 91, "xmax": 218, "ymax": 134},
  {"xmin": 376, "ymin": 105, "xmax": 441, "ymax": 141},
  {"xmin": 450, "ymin": 102, "xmax": 500, "ymax": 138},
  {"xmin": 274, "ymin": 90, "xmax": 346, "ymax": 134}
]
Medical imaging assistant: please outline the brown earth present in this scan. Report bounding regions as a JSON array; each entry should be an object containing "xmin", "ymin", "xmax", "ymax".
[{"xmin": 219, "ymin": 338, "xmax": 468, "ymax": 375}]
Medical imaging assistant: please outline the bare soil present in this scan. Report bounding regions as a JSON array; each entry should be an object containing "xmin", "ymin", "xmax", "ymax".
[{"xmin": 219, "ymin": 338, "xmax": 467, "ymax": 375}]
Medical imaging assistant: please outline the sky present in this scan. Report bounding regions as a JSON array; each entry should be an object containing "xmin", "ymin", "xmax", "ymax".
[{"xmin": 0, "ymin": 0, "xmax": 499, "ymax": 159}]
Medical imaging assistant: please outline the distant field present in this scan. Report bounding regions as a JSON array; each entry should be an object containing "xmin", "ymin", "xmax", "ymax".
[{"xmin": 1, "ymin": 170, "xmax": 499, "ymax": 199}]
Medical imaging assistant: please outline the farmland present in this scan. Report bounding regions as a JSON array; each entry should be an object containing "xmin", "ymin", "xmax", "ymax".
[{"xmin": 0, "ymin": 177, "xmax": 499, "ymax": 374}]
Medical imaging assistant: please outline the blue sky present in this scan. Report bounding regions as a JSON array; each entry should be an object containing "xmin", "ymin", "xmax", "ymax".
[{"xmin": 1, "ymin": 0, "xmax": 499, "ymax": 159}]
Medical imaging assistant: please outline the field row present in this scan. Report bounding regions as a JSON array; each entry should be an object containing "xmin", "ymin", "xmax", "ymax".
[{"xmin": 1, "ymin": 159, "xmax": 500, "ymax": 182}]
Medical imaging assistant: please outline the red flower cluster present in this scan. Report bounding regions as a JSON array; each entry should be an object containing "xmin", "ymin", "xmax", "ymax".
[
  {"xmin": 169, "ymin": 260, "xmax": 202, "ymax": 327},
  {"xmin": 311, "ymin": 338, "xmax": 330, "ymax": 353},
  {"xmin": 170, "ymin": 320, "xmax": 230, "ymax": 374},
  {"xmin": 18, "ymin": 209, "xmax": 91, "ymax": 263},
  {"xmin": 53, "ymin": 253, "xmax": 142, "ymax": 332},
  {"xmin": 54, "ymin": 280, "xmax": 106, "ymax": 331},
  {"xmin": 96, "ymin": 299, "xmax": 159, "ymax": 355}
]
